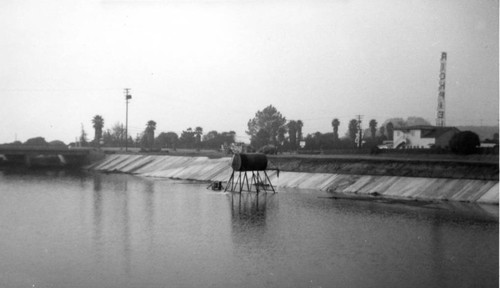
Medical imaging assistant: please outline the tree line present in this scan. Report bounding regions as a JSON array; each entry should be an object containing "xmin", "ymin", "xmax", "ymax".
[
  {"xmin": 84, "ymin": 115, "xmax": 236, "ymax": 151},
  {"xmin": 3, "ymin": 105, "xmax": 493, "ymax": 156},
  {"xmin": 0, "ymin": 104, "xmax": 435, "ymax": 153},
  {"xmin": 244, "ymin": 105, "xmax": 416, "ymax": 152},
  {"xmin": 83, "ymin": 106, "xmax": 433, "ymax": 152}
]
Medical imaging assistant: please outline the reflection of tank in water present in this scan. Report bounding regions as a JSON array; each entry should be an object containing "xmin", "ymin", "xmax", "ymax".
[{"xmin": 230, "ymin": 192, "xmax": 271, "ymax": 229}]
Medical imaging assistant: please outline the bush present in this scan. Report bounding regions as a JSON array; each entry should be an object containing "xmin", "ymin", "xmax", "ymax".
[
  {"xmin": 258, "ymin": 144, "xmax": 277, "ymax": 155},
  {"xmin": 23, "ymin": 137, "xmax": 48, "ymax": 146},
  {"xmin": 48, "ymin": 140, "xmax": 67, "ymax": 147},
  {"xmin": 449, "ymin": 131, "xmax": 480, "ymax": 155}
]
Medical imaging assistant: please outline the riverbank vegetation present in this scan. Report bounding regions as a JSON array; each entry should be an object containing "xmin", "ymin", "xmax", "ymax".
[{"xmin": 2, "ymin": 105, "xmax": 498, "ymax": 161}]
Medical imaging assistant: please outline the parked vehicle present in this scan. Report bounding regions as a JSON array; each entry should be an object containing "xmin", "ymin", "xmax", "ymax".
[{"xmin": 377, "ymin": 141, "xmax": 393, "ymax": 149}]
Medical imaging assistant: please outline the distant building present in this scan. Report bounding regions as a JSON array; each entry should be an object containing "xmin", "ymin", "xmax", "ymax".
[{"xmin": 393, "ymin": 126, "xmax": 460, "ymax": 149}]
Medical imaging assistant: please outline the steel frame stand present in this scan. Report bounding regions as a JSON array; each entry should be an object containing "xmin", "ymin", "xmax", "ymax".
[{"xmin": 224, "ymin": 170, "xmax": 275, "ymax": 193}]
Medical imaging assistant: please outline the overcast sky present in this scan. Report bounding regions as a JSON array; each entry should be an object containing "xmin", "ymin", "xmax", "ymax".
[{"xmin": 0, "ymin": 0, "xmax": 498, "ymax": 144}]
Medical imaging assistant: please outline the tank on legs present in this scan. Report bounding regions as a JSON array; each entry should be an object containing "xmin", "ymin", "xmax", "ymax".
[{"xmin": 231, "ymin": 153, "xmax": 268, "ymax": 171}]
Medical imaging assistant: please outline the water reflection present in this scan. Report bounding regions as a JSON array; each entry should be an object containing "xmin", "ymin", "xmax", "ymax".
[
  {"xmin": 92, "ymin": 173, "xmax": 103, "ymax": 263},
  {"xmin": 229, "ymin": 192, "xmax": 278, "ymax": 244},
  {"xmin": 0, "ymin": 171, "xmax": 496, "ymax": 288},
  {"xmin": 121, "ymin": 178, "xmax": 131, "ymax": 275},
  {"xmin": 326, "ymin": 194, "xmax": 498, "ymax": 223},
  {"xmin": 91, "ymin": 173, "xmax": 132, "ymax": 277},
  {"xmin": 231, "ymin": 192, "xmax": 269, "ymax": 226},
  {"xmin": 142, "ymin": 180, "xmax": 155, "ymax": 257},
  {"xmin": 430, "ymin": 215, "xmax": 445, "ymax": 288}
]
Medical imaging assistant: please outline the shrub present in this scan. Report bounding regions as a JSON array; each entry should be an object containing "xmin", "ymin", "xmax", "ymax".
[
  {"xmin": 449, "ymin": 131, "xmax": 480, "ymax": 155},
  {"xmin": 48, "ymin": 140, "xmax": 67, "ymax": 147},
  {"xmin": 23, "ymin": 137, "xmax": 48, "ymax": 146}
]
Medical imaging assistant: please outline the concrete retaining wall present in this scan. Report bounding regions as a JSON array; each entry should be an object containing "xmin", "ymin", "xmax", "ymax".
[{"xmin": 88, "ymin": 154, "xmax": 498, "ymax": 204}]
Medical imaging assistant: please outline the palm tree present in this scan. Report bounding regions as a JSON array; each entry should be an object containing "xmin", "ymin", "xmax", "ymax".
[
  {"xmin": 296, "ymin": 120, "xmax": 304, "ymax": 147},
  {"xmin": 331, "ymin": 118, "xmax": 340, "ymax": 142},
  {"xmin": 92, "ymin": 115, "xmax": 104, "ymax": 148},
  {"xmin": 386, "ymin": 122, "xmax": 394, "ymax": 141},
  {"xmin": 277, "ymin": 126, "xmax": 286, "ymax": 151},
  {"xmin": 80, "ymin": 124, "xmax": 88, "ymax": 147},
  {"xmin": 146, "ymin": 120, "xmax": 157, "ymax": 151},
  {"xmin": 348, "ymin": 119, "xmax": 358, "ymax": 146},
  {"xmin": 287, "ymin": 120, "xmax": 297, "ymax": 151},
  {"xmin": 195, "ymin": 126, "xmax": 203, "ymax": 151},
  {"xmin": 369, "ymin": 119, "xmax": 378, "ymax": 139}
]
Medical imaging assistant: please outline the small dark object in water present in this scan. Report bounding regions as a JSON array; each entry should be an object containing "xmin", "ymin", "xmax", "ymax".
[{"xmin": 208, "ymin": 181, "xmax": 223, "ymax": 191}]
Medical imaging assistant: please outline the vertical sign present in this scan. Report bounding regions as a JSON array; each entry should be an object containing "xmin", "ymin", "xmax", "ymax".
[{"xmin": 436, "ymin": 52, "xmax": 446, "ymax": 127}]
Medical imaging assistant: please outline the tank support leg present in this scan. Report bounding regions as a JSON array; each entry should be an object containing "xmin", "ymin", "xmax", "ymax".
[
  {"xmin": 264, "ymin": 171, "xmax": 276, "ymax": 193},
  {"xmin": 238, "ymin": 171, "xmax": 244, "ymax": 193},
  {"xmin": 225, "ymin": 171, "xmax": 234, "ymax": 192},
  {"xmin": 226, "ymin": 169, "xmax": 276, "ymax": 193},
  {"xmin": 243, "ymin": 172, "xmax": 250, "ymax": 192}
]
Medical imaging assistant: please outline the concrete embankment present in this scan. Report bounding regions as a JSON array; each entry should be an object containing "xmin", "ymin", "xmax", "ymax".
[{"xmin": 88, "ymin": 154, "xmax": 499, "ymax": 204}]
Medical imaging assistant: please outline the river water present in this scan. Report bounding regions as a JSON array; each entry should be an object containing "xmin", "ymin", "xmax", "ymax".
[{"xmin": 0, "ymin": 169, "xmax": 497, "ymax": 288}]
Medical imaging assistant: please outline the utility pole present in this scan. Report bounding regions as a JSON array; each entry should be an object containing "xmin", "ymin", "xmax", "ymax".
[
  {"xmin": 356, "ymin": 115, "xmax": 363, "ymax": 149},
  {"xmin": 125, "ymin": 88, "xmax": 132, "ymax": 152}
]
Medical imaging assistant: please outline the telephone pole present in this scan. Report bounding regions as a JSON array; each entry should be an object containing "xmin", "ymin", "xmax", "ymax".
[
  {"xmin": 125, "ymin": 88, "xmax": 132, "ymax": 152},
  {"xmin": 356, "ymin": 115, "xmax": 363, "ymax": 149}
]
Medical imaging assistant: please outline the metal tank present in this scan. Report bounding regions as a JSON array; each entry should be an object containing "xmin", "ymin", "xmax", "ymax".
[{"xmin": 231, "ymin": 153, "xmax": 268, "ymax": 171}]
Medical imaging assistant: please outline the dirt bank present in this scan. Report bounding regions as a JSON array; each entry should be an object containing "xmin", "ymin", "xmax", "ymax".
[{"xmin": 267, "ymin": 155, "xmax": 498, "ymax": 181}]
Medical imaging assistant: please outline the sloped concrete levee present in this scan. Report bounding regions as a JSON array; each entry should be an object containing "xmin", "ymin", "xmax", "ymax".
[{"xmin": 88, "ymin": 154, "xmax": 499, "ymax": 205}]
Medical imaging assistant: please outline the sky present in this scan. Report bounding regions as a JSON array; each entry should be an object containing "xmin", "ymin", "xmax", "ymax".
[{"xmin": 0, "ymin": 0, "xmax": 498, "ymax": 144}]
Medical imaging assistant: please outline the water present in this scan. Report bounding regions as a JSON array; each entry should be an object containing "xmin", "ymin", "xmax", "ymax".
[{"xmin": 0, "ymin": 170, "xmax": 497, "ymax": 288}]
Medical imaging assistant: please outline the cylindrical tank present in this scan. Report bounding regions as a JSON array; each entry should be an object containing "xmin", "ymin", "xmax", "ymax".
[{"xmin": 231, "ymin": 153, "xmax": 267, "ymax": 171}]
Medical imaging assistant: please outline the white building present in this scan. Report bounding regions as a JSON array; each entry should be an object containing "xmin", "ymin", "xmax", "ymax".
[{"xmin": 393, "ymin": 126, "xmax": 459, "ymax": 149}]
